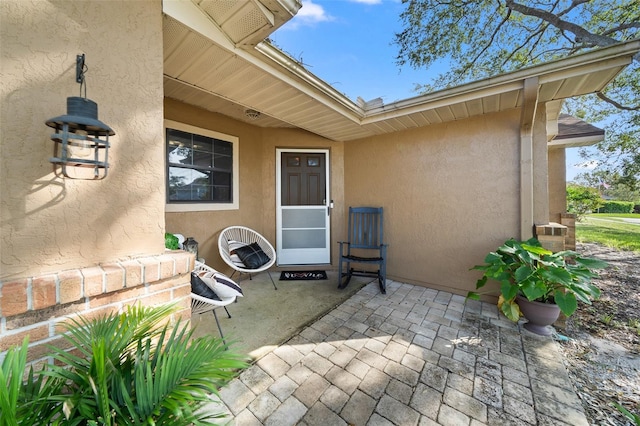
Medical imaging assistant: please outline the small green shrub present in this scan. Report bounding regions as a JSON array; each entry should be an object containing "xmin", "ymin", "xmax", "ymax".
[
  {"xmin": 567, "ymin": 185, "xmax": 604, "ymax": 220},
  {"xmin": 600, "ymin": 201, "xmax": 634, "ymax": 213}
]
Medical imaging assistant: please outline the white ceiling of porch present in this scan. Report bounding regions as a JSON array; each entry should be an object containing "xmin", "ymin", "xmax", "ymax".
[{"xmin": 162, "ymin": 0, "xmax": 639, "ymax": 143}]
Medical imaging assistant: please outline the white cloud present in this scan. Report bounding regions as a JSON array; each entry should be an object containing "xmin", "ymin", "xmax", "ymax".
[
  {"xmin": 285, "ymin": 0, "xmax": 382, "ymax": 30},
  {"xmin": 296, "ymin": 0, "xmax": 333, "ymax": 25}
]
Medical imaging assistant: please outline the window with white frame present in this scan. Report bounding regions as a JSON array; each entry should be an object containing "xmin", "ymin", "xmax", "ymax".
[{"xmin": 165, "ymin": 120, "xmax": 239, "ymax": 211}]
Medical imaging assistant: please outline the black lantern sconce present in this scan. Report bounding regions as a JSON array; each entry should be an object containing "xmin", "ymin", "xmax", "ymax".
[{"xmin": 45, "ymin": 54, "xmax": 115, "ymax": 179}]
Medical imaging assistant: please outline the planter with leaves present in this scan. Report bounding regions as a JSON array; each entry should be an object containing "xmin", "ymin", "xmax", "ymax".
[
  {"xmin": 1, "ymin": 304, "xmax": 248, "ymax": 425},
  {"xmin": 468, "ymin": 237, "xmax": 608, "ymax": 334}
]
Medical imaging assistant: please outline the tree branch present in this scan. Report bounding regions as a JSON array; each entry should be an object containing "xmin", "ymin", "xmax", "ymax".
[
  {"xmin": 505, "ymin": 0, "xmax": 619, "ymax": 48},
  {"xmin": 596, "ymin": 92, "xmax": 640, "ymax": 111}
]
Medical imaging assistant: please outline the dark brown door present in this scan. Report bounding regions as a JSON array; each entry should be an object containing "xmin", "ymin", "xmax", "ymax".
[{"xmin": 281, "ymin": 152, "xmax": 326, "ymax": 206}]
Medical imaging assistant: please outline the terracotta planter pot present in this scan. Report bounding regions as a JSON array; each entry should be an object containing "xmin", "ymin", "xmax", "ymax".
[{"xmin": 516, "ymin": 295, "xmax": 561, "ymax": 336}]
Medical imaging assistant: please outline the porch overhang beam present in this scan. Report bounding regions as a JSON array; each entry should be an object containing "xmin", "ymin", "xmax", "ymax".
[{"xmin": 520, "ymin": 77, "xmax": 539, "ymax": 241}]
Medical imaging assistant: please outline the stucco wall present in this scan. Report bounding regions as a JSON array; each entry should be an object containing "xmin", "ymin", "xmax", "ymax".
[
  {"xmin": 164, "ymin": 99, "xmax": 345, "ymax": 275},
  {"xmin": 343, "ymin": 110, "xmax": 523, "ymax": 295},
  {"xmin": 1, "ymin": 0, "xmax": 165, "ymax": 280}
]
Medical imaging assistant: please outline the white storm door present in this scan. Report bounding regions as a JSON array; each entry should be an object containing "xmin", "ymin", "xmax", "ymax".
[{"xmin": 276, "ymin": 149, "xmax": 331, "ymax": 265}]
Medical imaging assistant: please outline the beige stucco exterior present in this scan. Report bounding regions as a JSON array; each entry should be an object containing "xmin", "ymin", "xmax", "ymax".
[
  {"xmin": 164, "ymin": 100, "xmax": 561, "ymax": 297},
  {"xmin": 3, "ymin": 0, "xmax": 631, "ymax": 363},
  {"xmin": 344, "ymin": 110, "xmax": 521, "ymax": 293},
  {"xmin": 1, "ymin": 0, "xmax": 165, "ymax": 280},
  {"xmin": 164, "ymin": 98, "xmax": 346, "ymax": 274}
]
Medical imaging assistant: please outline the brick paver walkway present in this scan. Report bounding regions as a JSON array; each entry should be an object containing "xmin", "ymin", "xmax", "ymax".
[{"xmin": 213, "ymin": 280, "xmax": 588, "ymax": 425}]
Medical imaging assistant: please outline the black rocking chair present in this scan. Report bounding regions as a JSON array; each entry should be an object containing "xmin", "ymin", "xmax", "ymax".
[{"xmin": 338, "ymin": 207, "xmax": 388, "ymax": 294}]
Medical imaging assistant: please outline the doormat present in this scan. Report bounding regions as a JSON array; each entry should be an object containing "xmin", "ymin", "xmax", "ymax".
[{"xmin": 279, "ymin": 270, "xmax": 327, "ymax": 281}]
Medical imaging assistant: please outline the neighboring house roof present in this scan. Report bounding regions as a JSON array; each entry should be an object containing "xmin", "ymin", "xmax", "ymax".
[
  {"xmin": 548, "ymin": 113, "xmax": 606, "ymax": 149},
  {"xmin": 163, "ymin": 1, "xmax": 640, "ymax": 142}
]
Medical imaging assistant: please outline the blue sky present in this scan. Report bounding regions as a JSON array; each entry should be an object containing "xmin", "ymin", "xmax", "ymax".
[
  {"xmin": 271, "ymin": 0, "xmax": 590, "ymax": 180},
  {"xmin": 270, "ymin": 0, "xmax": 436, "ymax": 103}
]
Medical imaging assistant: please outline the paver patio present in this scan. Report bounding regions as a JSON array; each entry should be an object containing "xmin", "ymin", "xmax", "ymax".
[{"xmin": 210, "ymin": 279, "xmax": 588, "ymax": 425}]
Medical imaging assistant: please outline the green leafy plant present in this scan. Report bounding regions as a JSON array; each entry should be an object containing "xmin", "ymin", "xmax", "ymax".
[
  {"xmin": 0, "ymin": 304, "xmax": 248, "ymax": 425},
  {"xmin": 468, "ymin": 238, "xmax": 608, "ymax": 322},
  {"xmin": 165, "ymin": 233, "xmax": 180, "ymax": 250}
]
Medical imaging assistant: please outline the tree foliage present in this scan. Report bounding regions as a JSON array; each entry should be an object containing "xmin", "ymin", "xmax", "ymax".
[
  {"xmin": 573, "ymin": 170, "xmax": 640, "ymax": 202},
  {"xmin": 567, "ymin": 183, "xmax": 604, "ymax": 220},
  {"xmin": 395, "ymin": 0, "xmax": 640, "ymax": 188}
]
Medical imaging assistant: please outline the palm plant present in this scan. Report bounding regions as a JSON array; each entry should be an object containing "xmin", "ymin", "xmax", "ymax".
[{"xmin": 1, "ymin": 304, "xmax": 248, "ymax": 425}]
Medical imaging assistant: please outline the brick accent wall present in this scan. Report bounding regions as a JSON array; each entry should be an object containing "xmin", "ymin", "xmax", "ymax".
[
  {"xmin": 0, "ymin": 251, "xmax": 194, "ymax": 368},
  {"xmin": 560, "ymin": 213, "xmax": 576, "ymax": 250},
  {"xmin": 534, "ymin": 222, "xmax": 568, "ymax": 252}
]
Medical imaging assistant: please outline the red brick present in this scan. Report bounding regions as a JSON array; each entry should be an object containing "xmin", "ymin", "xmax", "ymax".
[
  {"xmin": 138, "ymin": 290, "xmax": 173, "ymax": 307},
  {"xmin": 26, "ymin": 335, "xmax": 70, "ymax": 363},
  {"xmin": 174, "ymin": 309, "xmax": 192, "ymax": 324},
  {"xmin": 173, "ymin": 282, "xmax": 191, "ymax": 299},
  {"xmin": 150, "ymin": 275, "xmax": 187, "ymax": 292},
  {"xmin": 0, "ymin": 324, "xmax": 50, "ymax": 352},
  {"xmin": 82, "ymin": 266, "xmax": 104, "ymax": 297},
  {"xmin": 1, "ymin": 279, "xmax": 29, "ymax": 317},
  {"xmin": 32, "ymin": 274, "xmax": 57, "ymax": 310},
  {"xmin": 56, "ymin": 305, "xmax": 120, "ymax": 334},
  {"xmin": 5, "ymin": 301, "xmax": 84, "ymax": 331},
  {"xmin": 102, "ymin": 263, "xmax": 125, "ymax": 293},
  {"xmin": 121, "ymin": 260, "xmax": 143, "ymax": 288},
  {"xmin": 172, "ymin": 252, "xmax": 193, "ymax": 275},
  {"xmin": 58, "ymin": 269, "xmax": 83, "ymax": 304},
  {"xmin": 140, "ymin": 258, "xmax": 160, "ymax": 283},
  {"xmin": 89, "ymin": 286, "xmax": 146, "ymax": 309},
  {"xmin": 158, "ymin": 255, "xmax": 176, "ymax": 280}
]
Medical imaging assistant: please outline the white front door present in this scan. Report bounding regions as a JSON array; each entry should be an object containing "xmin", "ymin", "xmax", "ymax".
[{"xmin": 276, "ymin": 149, "xmax": 331, "ymax": 265}]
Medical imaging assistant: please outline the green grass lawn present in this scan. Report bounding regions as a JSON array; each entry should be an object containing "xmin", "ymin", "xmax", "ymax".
[{"xmin": 576, "ymin": 213, "xmax": 640, "ymax": 252}]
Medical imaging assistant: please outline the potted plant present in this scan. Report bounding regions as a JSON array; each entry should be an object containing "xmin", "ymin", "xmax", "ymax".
[{"xmin": 468, "ymin": 237, "xmax": 608, "ymax": 335}]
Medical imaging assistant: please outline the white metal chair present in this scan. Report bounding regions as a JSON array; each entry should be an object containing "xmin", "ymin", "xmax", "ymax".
[
  {"xmin": 191, "ymin": 261, "xmax": 237, "ymax": 344},
  {"xmin": 218, "ymin": 226, "xmax": 278, "ymax": 290}
]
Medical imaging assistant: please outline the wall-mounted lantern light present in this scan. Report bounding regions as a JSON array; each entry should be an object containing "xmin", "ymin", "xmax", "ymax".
[
  {"xmin": 183, "ymin": 237, "xmax": 199, "ymax": 260},
  {"xmin": 45, "ymin": 54, "xmax": 115, "ymax": 179}
]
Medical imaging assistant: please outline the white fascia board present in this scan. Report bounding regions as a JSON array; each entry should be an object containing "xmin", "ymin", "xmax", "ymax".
[
  {"xmin": 548, "ymin": 134, "xmax": 605, "ymax": 149},
  {"xmin": 162, "ymin": 0, "xmax": 362, "ymax": 122},
  {"xmin": 363, "ymin": 40, "xmax": 639, "ymax": 123},
  {"xmin": 361, "ymin": 81, "xmax": 524, "ymax": 124}
]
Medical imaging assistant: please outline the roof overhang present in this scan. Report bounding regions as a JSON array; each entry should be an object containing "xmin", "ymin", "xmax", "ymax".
[
  {"xmin": 162, "ymin": 0, "xmax": 640, "ymax": 142},
  {"xmin": 548, "ymin": 113, "xmax": 606, "ymax": 149}
]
